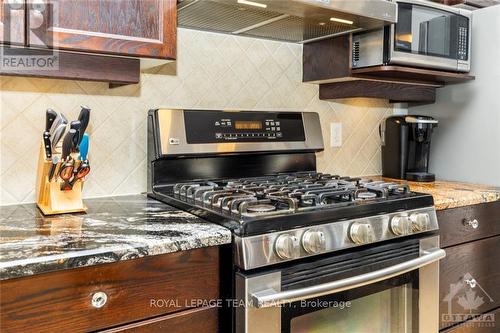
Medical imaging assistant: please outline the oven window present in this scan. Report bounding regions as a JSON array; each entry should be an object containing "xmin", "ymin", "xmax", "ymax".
[
  {"xmin": 281, "ymin": 272, "xmax": 419, "ymax": 333},
  {"xmin": 395, "ymin": 3, "xmax": 468, "ymax": 60},
  {"xmin": 290, "ymin": 283, "xmax": 414, "ymax": 333}
]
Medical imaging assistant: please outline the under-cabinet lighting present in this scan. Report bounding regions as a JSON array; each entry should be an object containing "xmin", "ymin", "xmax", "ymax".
[
  {"xmin": 330, "ymin": 17, "xmax": 354, "ymax": 25},
  {"xmin": 237, "ymin": 0, "xmax": 267, "ymax": 8}
]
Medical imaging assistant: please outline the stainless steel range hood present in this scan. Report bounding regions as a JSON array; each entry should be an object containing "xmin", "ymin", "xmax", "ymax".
[{"xmin": 178, "ymin": 0, "xmax": 397, "ymax": 43}]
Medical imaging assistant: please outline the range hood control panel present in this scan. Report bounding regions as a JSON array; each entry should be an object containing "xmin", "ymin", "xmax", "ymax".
[{"xmin": 184, "ymin": 110, "xmax": 306, "ymax": 143}]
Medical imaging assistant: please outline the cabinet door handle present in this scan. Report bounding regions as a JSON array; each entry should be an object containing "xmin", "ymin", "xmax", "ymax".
[
  {"xmin": 464, "ymin": 219, "xmax": 479, "ymax": 229},
  {"xmin": 91, "ymin": 292, "xmax": 108, "ymax": 308}
]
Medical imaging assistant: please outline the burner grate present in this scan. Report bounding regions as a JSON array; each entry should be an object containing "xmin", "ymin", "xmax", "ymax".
[{"xmin": 171, "ymin": 173, "xmax": 415, "ymax": 219}]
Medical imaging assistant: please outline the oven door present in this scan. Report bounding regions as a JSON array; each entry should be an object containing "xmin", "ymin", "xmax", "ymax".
[
  {"xmin": 235, "ymin": 236, "xmax": 444, "ymax": 333},
  {"xmin": 388, "ymin": 0, "xmax": 471, "ymax": 72}
]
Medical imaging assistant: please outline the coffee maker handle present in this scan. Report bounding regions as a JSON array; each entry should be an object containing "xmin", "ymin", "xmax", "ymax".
[
  {"xmin": 405, "ymin": 116, "xmax": 439, "ymax": 124},
  {"xmin": 379, "ymin": 121, "xmax": 386, "ymax": 146}
]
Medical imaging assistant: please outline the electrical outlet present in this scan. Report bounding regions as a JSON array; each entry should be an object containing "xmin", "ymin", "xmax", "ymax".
[{"xmin": 330, "ymin": 122, "xmax": 342, "ymax": 147}]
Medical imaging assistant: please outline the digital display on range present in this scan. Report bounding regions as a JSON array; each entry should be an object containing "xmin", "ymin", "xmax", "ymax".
[
  {"xmin": 183, "ymin": 110, "xmax": 305, "ymax": 143},
  {"xmin": 234, "ymin": 121, "xmax": 262, "ymax": 130}
]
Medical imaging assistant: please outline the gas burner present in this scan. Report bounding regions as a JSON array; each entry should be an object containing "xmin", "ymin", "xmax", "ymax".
[
  {"xmin": 356, "ymin": 191, "xmax": 378, "ymax": 200},
  {"xmin": 246, "ymin": 204, "xmax": 276, "ymax": 213}
]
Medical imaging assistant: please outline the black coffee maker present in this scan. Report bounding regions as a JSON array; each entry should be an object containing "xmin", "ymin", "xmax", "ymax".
[{"xmin": 381, "ymin": 116, "xmax": 438, "ymax": 182}]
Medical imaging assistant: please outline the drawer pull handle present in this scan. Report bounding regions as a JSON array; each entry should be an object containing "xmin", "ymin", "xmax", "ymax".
[
  {"xmin": 465, "ymin": 278, "xmax": 477, "ymax": 289},
  {"xmin": 91, "ymin": 292, "xmax": 108, "ymax": 308},
  {"xmin": 464, "ymin": 219, "xmax": 479, "ymax": 229}
]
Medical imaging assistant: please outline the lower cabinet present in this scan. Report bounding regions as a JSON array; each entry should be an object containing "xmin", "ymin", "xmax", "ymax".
[
  {"xmin": 438, "ymin": 201, "xmax": 500, "ymax": 332},
  {"xmin": 0, "ymin": 247, "xmax": 220, "ymax": 332}
]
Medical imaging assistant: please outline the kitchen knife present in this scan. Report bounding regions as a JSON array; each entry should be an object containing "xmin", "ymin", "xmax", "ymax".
[
  {"xmin": 77, "ymin": 106, "xmax": 91, "ymax": 144},
  {"xmin": 50, "ymin": 122, "xmax": 67, "ymax": 150},
  {"xmin": 79, "ymin": 133, "xmax": 89, "ymax": 161},
  {"xmin": 45, "ymin": 108, "xmax": 57, "ymax": 133},
  {"xmin": 48, "ymin": 156, "xmax": 60, "ymax": 182},
  {"xmin": 69, "ymin": 120, "xmax": 81, "ymax": 150},
  {"xmin": 62, "ymin": 129, "xmax": 77, "ymax": 161},
  {"xmin": 43, "ymin": 131, "xmax": 52, "ymax": 159}
]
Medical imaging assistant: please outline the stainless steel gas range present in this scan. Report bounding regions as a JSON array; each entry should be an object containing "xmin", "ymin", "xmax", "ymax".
[{"xmin": 148, "ymin": 109, "xmax": 446, "ymax": 333}]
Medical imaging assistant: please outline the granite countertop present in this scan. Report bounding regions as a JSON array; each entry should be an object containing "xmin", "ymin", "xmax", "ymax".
[
  {"xmin": 372, "ymin": 176, "xmax": 500, "ymax": 210},
  {"xmin": 0, "ymin": 195, "xmax": 231, "ymax": 281}
]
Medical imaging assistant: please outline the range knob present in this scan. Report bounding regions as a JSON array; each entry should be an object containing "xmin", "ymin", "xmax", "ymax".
[
  {"xmin": 410, "ymin": 213, "xmax": 431, "ymax": 232},
  {"xmin": 390, "ymin": 215, "xmax": 411, "ymax": 236},
  {"xmin": 302, "ymin": 229, "xmax": 326, "ymax": 254},
  {"xmin": 275, "ymin": 234, "xmax": 300, "ymax": 260},
  {"xmin": 349, "ymin": 222, "xmax": 375, "ymax": 245}
]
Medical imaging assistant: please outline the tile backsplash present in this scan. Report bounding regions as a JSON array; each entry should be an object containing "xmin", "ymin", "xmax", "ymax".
[{"xmin": 0, "ymin": 28, "xmax": 392, "ymax": 205}]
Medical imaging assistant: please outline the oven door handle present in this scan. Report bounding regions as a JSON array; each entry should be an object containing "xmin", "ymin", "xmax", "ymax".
[{"xmin": 252, "ymin": 248, "xmax": 446, "ymax": 308}]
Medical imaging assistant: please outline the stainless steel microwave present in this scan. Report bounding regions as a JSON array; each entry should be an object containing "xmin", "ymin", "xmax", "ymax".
[{"xmin": 352, "ymin": 0, "xmax": 472, "ymax": 72}]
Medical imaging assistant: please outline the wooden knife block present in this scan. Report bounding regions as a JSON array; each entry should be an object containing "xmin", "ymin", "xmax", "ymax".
[{"xmin": 36, "ymin": 144, "xmax": 87, "ymax": 215}]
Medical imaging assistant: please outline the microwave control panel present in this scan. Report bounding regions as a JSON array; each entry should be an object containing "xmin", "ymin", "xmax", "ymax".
[
  {"xmin": 183, "ymin": 110, "xmax": 306, "ymax": 143},
  {"xmin": 457, "ymin": 25, "xmax": 468, "ymax": 60}
]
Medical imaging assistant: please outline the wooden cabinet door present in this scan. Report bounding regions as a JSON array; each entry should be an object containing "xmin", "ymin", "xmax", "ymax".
[
  {"xmin": 0, "ymin": 0, "xmax": 25, "ymax": 45},
  {"xmin": 27, "ymin": 0, "xmax": 176, "ymax": 59},
  {"xmin": 439, "ymin": 237, "xmax": 500, "ymax": 330}
]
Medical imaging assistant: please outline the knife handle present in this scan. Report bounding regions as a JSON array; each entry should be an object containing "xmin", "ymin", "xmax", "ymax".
[
  {"xmin": 69, "ymin": 120, "xmax": 81, "ymax": 150},
  {"xmin": 43, "ymin": 131, "xmax": 52, "ymax": 159},
  {"xmin": 79, "ymin": 133, "xmax": 89, "ymax": 161},
  {"xmin": 48, "ymin": 156, "xmax": 60, "ymax": 182},
  {"xmin": 45, "ymin": 108, "xmax": 57, "ymax": 132},
  {"xmin": 62, "ymin": 129, "xmax": 76, "ymax": 161},
  {"xmin": 77, "ymin": 106, "xmax": 91, "ymax": 144}
]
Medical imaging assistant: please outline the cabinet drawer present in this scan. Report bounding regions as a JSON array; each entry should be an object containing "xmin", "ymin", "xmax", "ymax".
[
  {"xmin": 439, "ymin": 237, "xmax": 500, "ymax": 330},
  {"xmin": 0, "ymin": 247, "xmax": 219, "ymax": 333},
  {"xmin": 441, "ymin": 306, "xmax": 499, "ymax": 333},
  {"xmin": 437, "ymin": 201, "xmax": 500, "ymax": 248},
  {"xmin": 102, "ymin": 306, "xmax": 218, "ymax": 333}
]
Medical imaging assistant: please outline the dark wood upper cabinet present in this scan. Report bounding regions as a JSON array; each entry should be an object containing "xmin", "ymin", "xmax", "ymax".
[
  {"xmin": 0, "ymin": 0, "xmax": 26, "ymax": 45},
  {"xmin": 27, "ymin": 0, "xmax": 176, "ymax": 59}
]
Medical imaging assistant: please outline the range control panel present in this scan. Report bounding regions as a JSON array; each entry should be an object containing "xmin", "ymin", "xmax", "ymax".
[{"xmin": 184, "ymin": 110, "xmax": 306, "ymax": 143}]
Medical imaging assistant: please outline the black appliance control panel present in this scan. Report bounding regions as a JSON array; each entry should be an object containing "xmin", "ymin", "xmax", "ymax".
[
  {"xmin": 184, "ymin": 110, "xmax": 306, "ymax": 143},
  {"xmin": 457, "ymin": 20, "xmax": 469, "ymax": 61}
]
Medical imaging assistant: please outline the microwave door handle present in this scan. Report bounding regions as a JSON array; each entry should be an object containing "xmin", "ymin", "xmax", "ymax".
[
  {"xmin": 419, "ymin": 21, "xmax": 428, "ymax": 53},
  {"xmin": 252, "ymin": 248, "xmax": 445, "ymax": 308}
]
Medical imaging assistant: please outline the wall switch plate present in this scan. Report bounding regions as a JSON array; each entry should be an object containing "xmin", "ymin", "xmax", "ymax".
[{"xmin": 330, "ymin": 122, "xmax": 342, "ymax": 147}]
